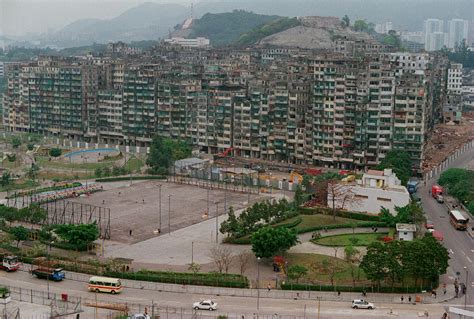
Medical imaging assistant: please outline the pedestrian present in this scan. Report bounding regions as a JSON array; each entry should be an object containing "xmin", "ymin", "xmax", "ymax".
[
  {"xmin": 401, "ymin": 295, "xmax": 404, "ymax": 303},
  {"xmin": 442, "ymin": 312, "xmax": 448, "ymax": 319},
  {"xmin": 129, "ymin": 229, "xmax": 132, "ymax": 236},
  {"xmin": 267, "ymin": 283, "xmax": 271, "ymax": 292},
  {"xmin": 455, "ymin": 286, "xmax": 459, "ymax": 298},
  {"xmin": 362, "ymin": 290, "xmax": 367, "ymax": 297},
  {"xmin": 443, "ymin": 287, "xmax": 447, "ymax": 295},
  {"xmin": 337, "ymin": 290, "xmax": 341, "ymax": 297},
  {"xmin": 462, "ymin": 283, "xmax": 466, "ymax": 295},
  {"xmin": 408, "ymin": 296, "xmax": 412, "ymax": 303},
  {"xmin": 142, "ymin": 198, "xmax": 145, "ymax": 204},
  {"xmin": 102, "ymin": 199, "xmax": 105, "ymax": 204}
]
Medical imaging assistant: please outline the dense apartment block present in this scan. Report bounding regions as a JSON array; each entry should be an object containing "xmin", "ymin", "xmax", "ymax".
[{"xmin": 2, "ymin": 45, "xmax": 448, "ymax": 172}]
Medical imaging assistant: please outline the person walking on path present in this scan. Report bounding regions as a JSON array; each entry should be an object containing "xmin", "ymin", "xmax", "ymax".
[
  {"xmin": 129, "ymin": 229, "xmax": 133, "ymax": 236},
  {"xmin": 401, "ymin": 295, "xmax": 404, "ymax": 303}
]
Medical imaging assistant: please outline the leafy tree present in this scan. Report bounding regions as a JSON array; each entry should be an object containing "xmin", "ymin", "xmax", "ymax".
[
  {"xmin": 377, "ymin": 150, "xmax": 412, "ymax": 185},
  {"xmin": 27, "ymin": 143, "xmax": 34, "ymax": 151},
  {"xmin": 102, "ymin": 167, "xmax": 111, "ymax": 177},
  {"xmin": 219, "ymin": 207, "xmax": 241, "ymax": 236},
  {"xmin": 353, "ymin": 19, "xmax": 369, "ymax": 32},
  {"xmin": 27, "ymin": 164, "xmax": 40, "ymax": 180},
  {"xmin": 438, "ymin": 168, "xmax": 470, "ymax": 188},
  {"xmin": 0, "ymin": 171, "xmax": 11, "ymax": 187},
  {"xmin": 344, "ymin": 245, "xmax": 359, "ymax": 286},
  {"xmin": 380, "ymin": 202, "xmax": 425, "ymax": 228},
  {"xmin": 112, "ymin": 166, "xmax": 122, "ymax": 176},
  {"xmin": 383, "ymin": 30, "xmax": 403, "ymax": 50},
  {"xmin": 293, "ymin": 184, "xmax": 305, "ymax": 208},
  {"xmin": 147, "ymin": 135, "xmax": 191, "ymax": 173},
  {"xmin": 53, "ymin": 223, "xmax": 99, "ymax": 248},
  {"xmin": 341, "ymin": 15, "xmax": 350, "ymax": 28},
  {"xmin": 251, "ymin": 226, "xmax": 298, "ymax": 258},
  {"xmin": 9, "ymin": 226, "xmax": 29, "ymax": 247},
  {"xmin": 360, "ymin": 242, "xmax": 388, "ymax": 287},
  {"xmin": 287, "ymin": 264, "xmax": 308, "ymax": 283},
  {"xmin": 49, "ymin": 148, "xmax": 62, "ymax": 157},
  {"xmin": 188, "ymin": 262, "xmax": 201, "ymax": 274},
  {"xmin": 11, "ymin": 137, "xmax": 21, "ymax": 149},
  {"xmin": 236, "ymin": 17, "xmax": 301, "ymax": 46}
]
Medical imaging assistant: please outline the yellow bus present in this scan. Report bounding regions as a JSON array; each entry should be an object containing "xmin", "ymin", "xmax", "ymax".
[{"xmin": 88, "ymin": 276, "xmax": 122, "ymax": 294}]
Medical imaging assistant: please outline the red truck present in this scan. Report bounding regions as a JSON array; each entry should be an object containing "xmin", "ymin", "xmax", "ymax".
[{"xmin": 431, "ymin": 185, "xmax": 443, "ymax": 199}]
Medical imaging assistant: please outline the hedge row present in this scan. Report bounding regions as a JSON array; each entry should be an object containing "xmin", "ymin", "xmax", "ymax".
[
  {"xmin": 299, "ymin": 207, "xmax": 381, "ymax": 222},
  {"xmin": 275, "ymin": 217, "xmax": 303, "ymax": 229},
  {"xmin": 296, "ymin": 221, "xmax": 387, "ymax": 234},
  {"xmin": 281, "ymin": 283, "xmax": 433, "ymax": 294},
  {"xmin": 103, "ymin": 270, "xmax": 249, "ymax": 288},
  {"xmin": 95, "ymin": 176, "xmax": 166, "ymax": 182}
]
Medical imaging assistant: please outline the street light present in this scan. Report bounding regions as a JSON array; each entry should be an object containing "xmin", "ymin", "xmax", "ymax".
[
  {"xmin": 168, "ymin": 194, "xmax": 172, "ymax": 234},
  {"xmin": 215, "ymin": 202, "xmax": 219, "ymax": 244},
  {"xmin": 464, "ymin": 266, "xmax": 469, "ymax": 313},
  {"xmin": 257, "ymin": 257, "xmax": 261, "ymax": 310},
  {"xmin": 207, "ymin": 188, "xmax": 210, "ymax": 216},
  {"xmin": 158, "ymin": 184, "xmax": 162, "ymax": 232}
]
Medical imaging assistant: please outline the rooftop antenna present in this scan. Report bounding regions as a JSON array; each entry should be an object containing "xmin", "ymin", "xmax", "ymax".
[{"xmin": 191, "ymin": 2, "xmax": 194, "ymax": 19}]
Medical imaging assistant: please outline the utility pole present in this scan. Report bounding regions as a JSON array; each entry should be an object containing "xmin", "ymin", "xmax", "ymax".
[
  {"xmin": 464, "ymin": 266, "xmax": 469, "ymax": 315},
  {"xmin": 317, "ymin": 296, "xmax": 321, "ymax": 319},
  {"xmin": 257, "ymin": 257, "xmax": 261, "ymax": 310},
  {"xmin": 191, "ymin": 241, "xmax": 194, "ymax": 264},
  {"xmin": 207, "ymin": 188, "xmax": 210, "ymax": 215}
]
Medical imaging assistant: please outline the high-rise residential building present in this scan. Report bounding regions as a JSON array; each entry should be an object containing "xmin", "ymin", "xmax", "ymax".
[
  {"xmin": 424, "ymin": 19, "xmax": 444, "ymax": 51},
  {"xmin": 0, "ymin": 62, "xmax": 4, "ymax": 77},
  {"xmin": 375, "ymin": 22, "xmax": 393, "ymax": 34},
  {"xmin": 426, "ymin": 32, "xmax": 446, "ymax": 51},
  {"xmin": 2, "ymin": 47, "xmax": 448, "ymax": 172},
  {"xmin": 448, "ymin": 19, "xmax": 469, "ymax": 48}
]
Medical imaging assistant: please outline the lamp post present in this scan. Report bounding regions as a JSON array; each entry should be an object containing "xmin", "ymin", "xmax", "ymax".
[
  {"xmin": 207, "ymin": 188, "xmax": 210, "ymax": 216},
  {"xmin": 464, "ymin": 266, "xmax": 469, "ymax": 314},
  {"xmin": 158, "ymin": 184, "xmax": 162, "ymax": 232},
  {"xmin": 215, "ymin": 202, "xmax": 219, "ymax": 244},
  {"xmin": 168, "ymin": 194, "xmax": 172, "ymax": 234},
  {"xmin": 257, "ymin": 257, "xmax": 261, "ymax": 310},
  {"xmin": 191, "ymin": 241, "xmax": 194, "ymax": 264}
]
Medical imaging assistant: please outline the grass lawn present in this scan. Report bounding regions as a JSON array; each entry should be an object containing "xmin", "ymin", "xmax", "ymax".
[
  {"xmin": 124, "ymin": 157, "xmax": 144, "ymax": 172},
  {"xmin": 276, "ymin": 214, "xmax": 374, "ymax": 233},
  {"xmin": 37, "ymin": 156, "xmax": 118, "ymax": 170},
  {"xmin": 313, "ymin": 233, "xmax": 388, "ymax": 246},
  {"xmin": 0, "ymin": 179, "xmax": 39, "ymax": 192},
  {"xmin": 286, "ymin": 253, "xmax": 367, "ymax": 286}
]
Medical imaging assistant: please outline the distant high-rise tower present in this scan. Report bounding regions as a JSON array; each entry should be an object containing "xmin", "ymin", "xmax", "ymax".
[
  {"xmin": 448, "ymin": 19, "xmax": 469, "ymax": 48},
  {"xmin": 424, "ymin": 19, "xmax": 444, "ymax": 51}
]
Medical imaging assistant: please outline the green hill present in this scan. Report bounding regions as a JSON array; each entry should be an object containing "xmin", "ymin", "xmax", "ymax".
[
  {"xmin": 236, "ymin": 17, "xmax": 301, "ymax": 46},
  {"xmin": 189, "ymin": 10, "xmax": 280, "ymax": 46}
]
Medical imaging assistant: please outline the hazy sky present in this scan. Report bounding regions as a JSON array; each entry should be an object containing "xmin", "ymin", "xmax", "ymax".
[{"xmin": 0, "ymin": 0, "xmax": 196, "ymax": 37}]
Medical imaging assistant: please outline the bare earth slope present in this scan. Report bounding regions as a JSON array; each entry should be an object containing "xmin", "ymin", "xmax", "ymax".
[{"xmin": 258, "ymin": 16, "xmax": 373, "ymax": 49}]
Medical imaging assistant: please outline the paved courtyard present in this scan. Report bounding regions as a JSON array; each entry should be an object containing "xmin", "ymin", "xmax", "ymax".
[{"xmin": 73, "ymin": 180, "xmax": 266, "ymax": 243}]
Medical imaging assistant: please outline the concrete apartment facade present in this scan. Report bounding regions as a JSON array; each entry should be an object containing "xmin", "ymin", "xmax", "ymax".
[{"xmin": 1, "ymin": 44, "xmax": 449, "ymax": 172}]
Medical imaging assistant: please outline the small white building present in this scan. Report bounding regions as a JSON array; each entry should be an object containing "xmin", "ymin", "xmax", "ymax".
[
  {"xmin": 396, "ymin": 223, "xmax": 417, "ymax": 241},
  {"xmin": 164, "ymin": 37, "xmax": 210, "ymax": 48},
  {"xmin": 327, "ymin": 169, "xmax": 410, "ymax": 215}
]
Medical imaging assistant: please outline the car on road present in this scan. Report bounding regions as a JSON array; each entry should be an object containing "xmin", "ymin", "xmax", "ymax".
[
  {"xmin": 193, "ymin": 300, "xmax": 217, "ymax": 311},
  {"xmin": 436, "ymin": 195, "xmax": 444, "ymax": 203},
  {"xmin": 425, "ymin": 220, "xmax": 434, "ymax": 230},
  {"xmin": 129, "ymin": 314, "xmax": 150, "ymax": 319},
  {"xmin": 351, "ymin": 299, "xmax": 375, "ymax": 309}
]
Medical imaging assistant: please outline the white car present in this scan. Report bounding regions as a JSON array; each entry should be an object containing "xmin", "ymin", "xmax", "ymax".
[
  {"xmin": 193, "ymin": 300, "xmax": 217, "ymax": 310},
  {"xmin": 129, "ymin": 314, "xmax": 150, "ymax": 319},
  {"xmin": 352, "ymin": 299, "xmax": 375, "ymax": 309}
]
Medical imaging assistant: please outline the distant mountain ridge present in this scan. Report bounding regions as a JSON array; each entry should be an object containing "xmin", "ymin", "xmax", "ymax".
[{"xmin": 41, "ymin": 2, "xmax": 189, "ymax": 47}]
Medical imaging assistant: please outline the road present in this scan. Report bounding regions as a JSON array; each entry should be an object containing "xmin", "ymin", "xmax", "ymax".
[
  {"xmin": 0, "ymin": 269, "xmax": 448, "ymax": 319},
  {"xmin": 419, "ymin": 144, "xmax": 474, "ymax": 306}
]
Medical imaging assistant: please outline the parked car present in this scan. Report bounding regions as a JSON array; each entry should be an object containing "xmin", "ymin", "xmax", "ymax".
[
  {"xmin": 436, "ymin": 195, "xmax": 444, "ymax": 203},
  {"xmin": 193, "ymin": 300, "xmax": 217, "ymax": 311},
  {"xmin": 129, "ymin": 314, "xmax": 150, "ymax": 319},
  {"xmin": 425, "ymin": 220, "xmax": 434, "ymax": 230},
  {"xmin": 351, "ymin": 299, "xmax": 375, "ymax": 309}
]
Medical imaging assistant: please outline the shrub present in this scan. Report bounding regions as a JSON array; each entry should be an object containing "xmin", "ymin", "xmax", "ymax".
[
  {"xmin": 281, "ymin": 283, "xmax": 432, "ymax": 293},
  {"xmin": 299, "ymin": 207, "xmax": 380, "ymax": 221},
  {"xmin": 49, "ymin": 148, "xmax": 62, "ymax": 157},
  {"xmin": 296, "ymin": 221, "xmax": 387, "ymax": 234},
  {"xmin": 27, "ymin": 143, "xmax": 34, "ymax": 151}
]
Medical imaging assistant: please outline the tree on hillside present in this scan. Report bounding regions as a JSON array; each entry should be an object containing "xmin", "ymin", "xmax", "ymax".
[
  {"xmin": 383, "ymin": 30, "xmax": 403, "ymax": 50},
  {"xmin": 1, "ymin": 171, "xmax": 11, "ymax": 187},
  {"xmin": 353, "ymin": 19, "xmax": 369, "ymax": 32},
  {"xmin": 438, "ymin": 168, "xmax": 469, "ymax": 187},
  {"xmin": 341, "ymin": 15, "xmax": 350, "ymax": 28},
  {"xmin": 49, "ymin": 148, "xmax": 62, "ymax": 157},
  {"xmin": 251, "ymin": 226, "xmax": 298, "ymax": 258},
  {"xmin": 11, "ymin": 137, "xmax": 21, "ymax": 149},
  {"xmin": 377, "ymin": 150, "xmax": 412, "ymax": 185}
]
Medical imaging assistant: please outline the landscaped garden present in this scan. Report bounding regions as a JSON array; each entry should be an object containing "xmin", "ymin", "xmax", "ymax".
[{"xmin": 312, "ymin": 233, "xmax": 388, "ymax": 246}]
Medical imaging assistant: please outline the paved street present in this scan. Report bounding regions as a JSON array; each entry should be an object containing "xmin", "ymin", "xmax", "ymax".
[
  {"xmin": 420, "ymin": 142, "xmax": 474, "ymax": 306},
  {"xmin": 0, "ymin": 270, "xmax": 448, "ymax": 318}
]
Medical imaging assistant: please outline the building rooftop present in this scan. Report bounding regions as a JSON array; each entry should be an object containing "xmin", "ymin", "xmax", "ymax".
[{"xmin": 396, "ymin": 223, "xmax": 417, "ymax": 232}]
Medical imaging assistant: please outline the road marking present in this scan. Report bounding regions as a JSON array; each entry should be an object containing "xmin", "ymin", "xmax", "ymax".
[{"xmin": 467, "ymin": 256, "xmax": 473, "ymax": 263}]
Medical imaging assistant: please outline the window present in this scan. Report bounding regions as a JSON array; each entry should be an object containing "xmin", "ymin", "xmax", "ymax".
[
  {"xmin": 377, "ymin": 197, "xmax": 391, "ymax": 202},
  {"xmin": 355, "ymin": 195, "xmax": 368, "ymax": 199}
]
